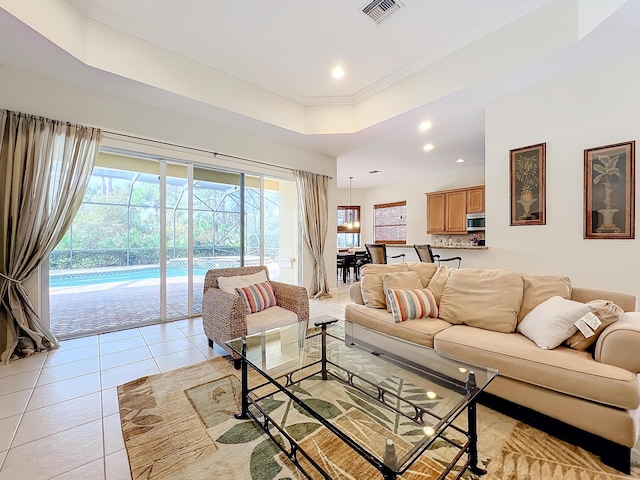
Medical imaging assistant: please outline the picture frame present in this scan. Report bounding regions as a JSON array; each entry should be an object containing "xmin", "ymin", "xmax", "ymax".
[
  {"xmin": 510, "ymin": 143, "xmax": 546, "ymax": 226},
  {"xmin": 584, "ymin": 141, "xmax": 635, "ymax": 239}
]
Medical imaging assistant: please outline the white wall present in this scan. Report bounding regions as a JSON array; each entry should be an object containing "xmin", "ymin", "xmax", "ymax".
[
  {"xmin": 0, "ymin": 66, "xmax": 338, "ymax": 311},
  {"xmin": 485, "ymin": 48, "xmax": 640, "ymax": 302}
]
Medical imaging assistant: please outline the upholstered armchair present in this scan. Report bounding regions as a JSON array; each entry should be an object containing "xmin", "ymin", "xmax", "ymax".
[{"xmin": 202, "ymin": 265, "xmax": 309, "ymax": 366}]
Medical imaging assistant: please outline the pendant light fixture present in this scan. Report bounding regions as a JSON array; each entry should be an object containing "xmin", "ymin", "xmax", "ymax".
[{"xmin": 343, "ymin": 176, "xmax": 360, "ymax": 229}]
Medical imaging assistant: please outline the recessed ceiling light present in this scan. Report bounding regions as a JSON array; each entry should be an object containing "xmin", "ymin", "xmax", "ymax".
[
  {"xmin": 419, "ymin": 121, "xmax": 432, "ymax": 131},
  {"xmin": 457, "ymin": 158, "xmax": 465, "ymax": 163},
  {"xmin": 369, "ymin": 170, "xmax": 381, "ymax": 174},
  {"xmin": 332, "ymin": 66, "xmax": 345, "ymax": 79},
  {"xmin": 423, "ymin": 144, "xmax": 434, "ymax": 152}
]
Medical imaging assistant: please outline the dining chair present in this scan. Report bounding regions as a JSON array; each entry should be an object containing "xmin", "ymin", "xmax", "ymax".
[
  {"xmin": 365, "ymin": 244, "xmax": 406, "ymax": 264},
  {"xmin": 414, "ymin": 244, "xmax": 462, "ymax": 268}
]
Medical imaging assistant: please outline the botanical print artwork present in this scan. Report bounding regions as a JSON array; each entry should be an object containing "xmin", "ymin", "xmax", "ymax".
[
  {"xmin": 510, "ymin": 143, "xmax": 546, "ymax": 225},
  {"xmin": 584, "ymin": 141, "xmax": 635, "ymax": 239}
]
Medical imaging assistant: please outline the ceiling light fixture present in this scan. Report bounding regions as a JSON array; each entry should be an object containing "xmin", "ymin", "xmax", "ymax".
[
  {"xmin": 343, "ymin": 176, "xmax": 360, "ymax": 229},
  {"xmin": 423, "ymin": 144, "xmax": 434, "ymax": 151},
  {"xmin": 419, "ymin": 121, "xmax": 432, "ymax": 131},
  {"xmin": 369, "ymin": 170, "xmax": 381, "ymax": 174},
  {"xmin": 332, "ymin": 66, "xmax": 345, "ymax": 79},
  {"xmin": 457, "ymin": 158, "xmax": 465, "ymax": 163}
]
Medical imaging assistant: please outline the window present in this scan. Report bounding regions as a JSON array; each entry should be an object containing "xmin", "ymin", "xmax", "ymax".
[
  {"xmin": 337, "ymin": 205, "xmax": 360, "ymax": 248},
  {"xmin": 374, "ymin": 201, "xmax": 406, "ymax": 244}
]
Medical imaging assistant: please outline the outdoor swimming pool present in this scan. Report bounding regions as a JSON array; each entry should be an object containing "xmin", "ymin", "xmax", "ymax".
[{"xmin": 49, "ymin": 267, "xmax": 209, "ymax": 288}]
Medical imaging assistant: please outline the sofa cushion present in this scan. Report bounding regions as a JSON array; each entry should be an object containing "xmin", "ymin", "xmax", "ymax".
[
  {"xmin": 434, "ymin": 325, "xmax": 640, "ymax": 410},
  {"xmin": 382, "ymin": 271, "xmax": 423, "ymax": 311},
  {"xmin": 405, "ymin": 262, "xmax": 438, "ymax": 287},
  {"xmin": 517, "ymin": 296, "xmax": 594, "ymax": 349},
  {"xmin": 386, "ymin": 288, "xmax": 438, "ymax": 323},
  {"xmin": 518, "ymin": 274, "xmax": 572, "ymax": 323},
  {"xmin": 426, "ymin": 265, "xmax": 454, "ymax": 305},
  {"xmin": 438, "ymin": 269, "xmax": 523, "ymax": 333},
  {"xmin": 360, "ymin": 263, "xmax": 410, "ymax": 309},
  {"xmin": 344, "ymin": 303, "xmax": 452, "ymax": 349},
  {"xmin": 218, "ymin": 270, "xmax": 268, "ymax": 294},
  {"xmin": 235, "ymin": 281, "xmax": 277, "ymax": 314},
  {"xmin": 566, "ymin": 300, "xmax": 623, "ymax": 351}
]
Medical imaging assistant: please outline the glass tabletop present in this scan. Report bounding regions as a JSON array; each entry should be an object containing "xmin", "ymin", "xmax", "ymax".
[{"xmin": 226, "ymin": 318, "xmax": 498, "ymax": 476}]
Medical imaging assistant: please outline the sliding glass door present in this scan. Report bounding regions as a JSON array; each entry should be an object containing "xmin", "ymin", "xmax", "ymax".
[{"xmin": 49, "ymin": 151, "xmax": 298, "ymax": 339}]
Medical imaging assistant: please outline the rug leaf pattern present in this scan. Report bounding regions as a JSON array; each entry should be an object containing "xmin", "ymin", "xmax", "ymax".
[{"xmin": 118, "ymin": 356, "xmax": 640, "ymax": 480}]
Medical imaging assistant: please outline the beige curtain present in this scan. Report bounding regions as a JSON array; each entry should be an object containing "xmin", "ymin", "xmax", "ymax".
[
  {"xmin": 294, "ymin": 170, "xmax": 331, "ymax": 299},
  {"xmin": 0, "ymin": 110, "xmax": 101, "ymax": 364}
]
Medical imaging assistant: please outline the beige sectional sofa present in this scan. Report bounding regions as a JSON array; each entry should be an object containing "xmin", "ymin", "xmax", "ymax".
[{"xmin": 343, "ymin": 262, "xmax": 640, "ymax": 473}]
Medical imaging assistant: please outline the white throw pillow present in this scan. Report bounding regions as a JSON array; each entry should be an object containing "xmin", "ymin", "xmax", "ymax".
[
  {"xmin": 517, "ymin": 295, "xmax": 594, "ymax": 349},
  {"xmin": 218, "ymin": 270, "xmax": 268, "ymax": 294}
]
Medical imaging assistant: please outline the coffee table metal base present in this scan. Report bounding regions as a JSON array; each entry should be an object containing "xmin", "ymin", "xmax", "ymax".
[{"xmin": 233, "ymin": 322, "xmax": 487, "ymax": 479}]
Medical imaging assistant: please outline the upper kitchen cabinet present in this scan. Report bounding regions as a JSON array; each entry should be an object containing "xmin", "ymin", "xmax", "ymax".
[
  {"xmin": 466, "ymin": 186, "xmax": 485, "ymax": 213},
  {"xmin": 426, "ymin": 185, "xmax": 485, "ymax": 234}
]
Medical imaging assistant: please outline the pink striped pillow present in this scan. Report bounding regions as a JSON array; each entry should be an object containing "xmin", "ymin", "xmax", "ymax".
[
  {"xmin": 386, "ymin": 288, "xmax": 438, "ymax": 323},
  {"xmin": 235, "ymin": 281, "xmax": 277, "ymax": 314}
]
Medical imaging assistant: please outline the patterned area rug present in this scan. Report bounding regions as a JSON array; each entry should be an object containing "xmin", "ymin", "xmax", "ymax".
[{"xmin": 118, "ymin": 357, "xmax": 639, "ymax": 480}]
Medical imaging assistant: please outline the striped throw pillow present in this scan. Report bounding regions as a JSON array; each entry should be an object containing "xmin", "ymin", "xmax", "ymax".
[
  {"xmin": 386, "ymin": 288, "xmax": 438, "ymax": 323},
  {"xmin": 235, "ymin": 281, "xmax": 277, "ymax": 314}
]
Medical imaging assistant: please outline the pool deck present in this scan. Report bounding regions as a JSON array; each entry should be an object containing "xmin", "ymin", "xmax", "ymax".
[{"xmin": 50, "ymin": 261, "xmax": 279, "ymax": 339}]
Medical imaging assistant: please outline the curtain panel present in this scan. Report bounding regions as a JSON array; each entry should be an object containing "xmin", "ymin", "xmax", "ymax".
[
  {"xmin": 294, "ymin": 170, "xmax": 331, "ymax": 299},
  {"xmin": 0, "ymin": 110, "xmax": 101, "ymax": 364}
]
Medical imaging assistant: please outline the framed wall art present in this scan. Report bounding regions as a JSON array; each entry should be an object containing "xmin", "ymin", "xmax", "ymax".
[
  {"xmin": 584, "ymin": 141, "xmax": 635, "ymax": 239},
  {"xmin": 510, "ymin": 143, "xmax": 546, "ymax": 226}
]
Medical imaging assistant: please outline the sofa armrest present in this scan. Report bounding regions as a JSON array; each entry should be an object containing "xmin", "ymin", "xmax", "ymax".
[
  {"xmin": 202, "ymin": 288, "xmax": 247, "ymax": 357},
  {"xmin": 270, "ymin": 281, "xmax": 309, "ymax": 321},
  {"xmin": 349, "ymin": 282, "xmax": 364, "ymax": 305},
  {"xmin": 594, "ymin": 312, "xmax": 640, "ymax": 373}
]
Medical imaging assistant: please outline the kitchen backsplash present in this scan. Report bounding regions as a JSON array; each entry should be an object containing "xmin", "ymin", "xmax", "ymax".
[{"xmin": 432, "ymin": 232, "xmax": 485, "ymax": 247}]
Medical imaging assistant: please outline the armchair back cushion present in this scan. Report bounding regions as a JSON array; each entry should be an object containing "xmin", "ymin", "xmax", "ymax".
[
  {"xmin": 438, "ymin": 269, "xmax": 524, "ymax": 333},
  {"xmin": 218, "ymin": 270, "xmax": 269, "ymax": 294}
]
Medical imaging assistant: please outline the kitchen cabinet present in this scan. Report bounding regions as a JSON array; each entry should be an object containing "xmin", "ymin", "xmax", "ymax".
[
  {"xmin": 445, "ymin": 190, "xmax": 467, "ymax": 232},
  {"xmin": 426, "ymin": 185, "xmax": 484, "ymax": 234},
  {"xmin": 426, "ymin": 192, "xmax": 446, "ymax": 233},
  {"xmin": 466, "ymin": 186, "xmax": 485, "ymax": 213}
]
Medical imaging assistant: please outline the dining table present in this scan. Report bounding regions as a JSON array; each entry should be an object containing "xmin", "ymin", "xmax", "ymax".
[{"xmin": 337, "ymin": 252, "xmax": 356, "ymax": 283}]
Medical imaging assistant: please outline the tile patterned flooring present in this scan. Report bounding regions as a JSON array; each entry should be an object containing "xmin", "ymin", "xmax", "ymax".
[{"xmin": 0, "ymin": 282, "xmax": 351, "ymax": 479}]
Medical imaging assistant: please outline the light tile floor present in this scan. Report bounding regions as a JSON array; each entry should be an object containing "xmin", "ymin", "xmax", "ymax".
[{"xmin": 0, "ymin": 282, "xmax": 351, "ymax": 479}]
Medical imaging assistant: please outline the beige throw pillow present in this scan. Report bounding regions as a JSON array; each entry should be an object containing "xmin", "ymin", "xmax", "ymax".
[
  {"xmin": 382, "ymin": 271, "xmax": 423, "ymax": 312},
  {"xmin": 218, "ymin": 270, "xmax": 268, "ymax": 294},
  {"xmin": 426, "ymin": 265, "xmax": 454, "ymax": 306},
  {"xmin": 438, "ymin": 269, "xmax": 524, "ymax": 333},
  {"xmin": 565, "ymin": 299, "xmax": 623, "ymax": 351},
  {"xmin": 405, "ymin": 262, "xmax": 438, "ymax": 287},
  {"xmin": 360, "ymin": 263, "xmax": 410, "ymax": 309},
  {"xmin": 518, "ymin": 274, "xmax": 572, "ymax": 323}
]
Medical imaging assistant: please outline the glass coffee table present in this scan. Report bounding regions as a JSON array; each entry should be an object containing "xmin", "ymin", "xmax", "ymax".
[{"xmin": 227, "ymin": 317, "xmax": 498, "ymax": 480}]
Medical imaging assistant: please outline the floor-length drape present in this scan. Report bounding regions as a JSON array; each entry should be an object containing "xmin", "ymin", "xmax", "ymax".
[
  {"xmin": 294, "ymin": 170, "xmax": 331, "ymax": 299},
  {"xmin": 0, "ymin": 110, "xmax": 101, "ymax": 364}
]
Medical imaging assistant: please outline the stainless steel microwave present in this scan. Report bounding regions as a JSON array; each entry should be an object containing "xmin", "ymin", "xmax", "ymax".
[{"xmin": 466, "ymin": 213, "xmax": 485, "ymax": 232}]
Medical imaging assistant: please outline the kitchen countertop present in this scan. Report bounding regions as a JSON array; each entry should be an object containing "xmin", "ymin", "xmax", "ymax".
[
  {"xmin": 383, "ymin": 244, "xmax": 488, "ymax": 250},
  {"xmin": 431, "ymin": 245, "xmax": 488, "ymax": 250}
]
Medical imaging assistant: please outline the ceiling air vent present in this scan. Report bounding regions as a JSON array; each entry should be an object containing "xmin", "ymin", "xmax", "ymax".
[{"xmin": 362, "ymin": 0, "xmax": 404, "ymax": 24}]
